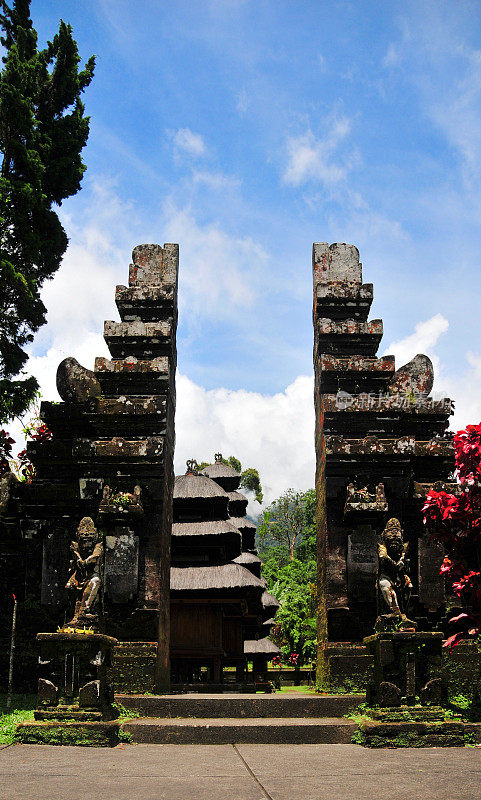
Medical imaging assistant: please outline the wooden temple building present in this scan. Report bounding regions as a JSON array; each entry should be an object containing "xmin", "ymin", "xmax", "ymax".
[
  {"xmin": 170, "ymin": 456, "xmax": 279, "ymax": 688},
  {"xmin": 312, "ymin": 243, "xmax": 455, "ymax": 641}
]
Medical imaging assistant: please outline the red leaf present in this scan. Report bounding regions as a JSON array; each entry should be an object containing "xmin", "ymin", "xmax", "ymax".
[{"xmin": 444, "ymin": 632, "xmax": 466, "ymax": 649}]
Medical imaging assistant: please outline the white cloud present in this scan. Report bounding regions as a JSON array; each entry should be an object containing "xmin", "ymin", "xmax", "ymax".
[
  {"xmin": 383, "ymin": 313, "xmax": 449, "ymax": 372},
  {"xmin": 162, "ymin": 202, "xmax": 264, "ymax": 318},
  {"xmin": 173, "ymin": 127, "xmax": 207, "ymax": 157},
  {"xmin": 283, "ymin": 117, "xmax": 352, "ymax": 187},
  {"xmin": 192, "ymin": 170, "xmax": 242, "ymax": 191},
  {"xmin": 434, "ymin": 351, "xmax": 481, "ymax": 432},
  {"xmin": 175, "ymin": 373, "xmax": 315, "ymax": 510},
  {"xmin": 383, "ymin": 314, "xmax": 481, "ymax": 432}
]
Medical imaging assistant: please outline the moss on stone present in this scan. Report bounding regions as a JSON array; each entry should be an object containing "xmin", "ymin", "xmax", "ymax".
[{"xmin": 15, "ymin": 720, "xmax": 120, "ymax": 747}]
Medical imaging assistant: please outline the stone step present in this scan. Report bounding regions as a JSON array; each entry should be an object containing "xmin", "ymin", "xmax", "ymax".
[
  {"xmin": 115, "ymin": 692, "xmax": 364, "ymax": 718},
  {"xmin": 104, "ymin": 320, "xmax": 173, "ymax": 359},
  {"xmin": 122, "ymin": 716, "xmax": 357, "ymax": 744}
]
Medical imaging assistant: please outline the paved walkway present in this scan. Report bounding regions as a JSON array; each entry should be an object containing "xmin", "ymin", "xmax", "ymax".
[{"xmin": 1, "ymin": 742, "xmax": 481, "ymax": 800}]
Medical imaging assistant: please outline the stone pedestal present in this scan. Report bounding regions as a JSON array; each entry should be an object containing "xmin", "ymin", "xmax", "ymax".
[
  {"xmin": 16, "ymin": 631, "xmax": 120, "ymax": 746},
  {"xmin": 364, "ymin": 631, "xmax": 443, "ymax": 707}
]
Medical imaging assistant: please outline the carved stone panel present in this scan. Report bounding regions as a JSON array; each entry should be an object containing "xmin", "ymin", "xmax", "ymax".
[
  {"xmin": 418, "ymin": 534, "xmax": 445, "ymax": 611},
  {"xmin": 41, "ymin": 528, "xmax": 71, "ymax": 607},
  {"xmin": 347, "ymin": 526, "xmax": 378, "ymax": 603},
  {"xmin": 104, "ymin": 528, "xmax": 139, "ymax": 603}
]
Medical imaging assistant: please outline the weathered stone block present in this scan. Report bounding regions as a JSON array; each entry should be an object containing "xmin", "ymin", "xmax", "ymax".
[
  {"xmin": 421, "ymin": 678, "xmax": 443, "ymax": 706},
  {"xmin": 79, "ymin": 680, "xmax": 101, "ymax": 708},
  {"xmin": 129, "ymin": 242, "xmax": 178, "ymax": 287},
  {"xmin": 418, "ymin": 535, "xmax": 445, "ymax": 611},
  {"xmin": 41, "ymin": 528, "xmax": 71, "ymax": 607},
  {"xmin": 37, "ymin": 678, "xmax": 58, "ymax": 707},
  {"xmin": 73, "ymin": 436, "xmax": 164, "ymax": 460},
  {"xmin": 56, "ymin": 357, "xmax": 101, "ymax": 403},
  {"xmin": 389, "ymin": 354, "xmax": 434, "ymax": 396},
  {"xmin": 379, "ymin": 681, "xmax": 402, "ymax": 707},
  {"xmin": 95, "ymin": 355, "xmax": 169, "ymax": 374},
  {"xmin": 313, "ymin": 242, "xmax": 361, "ymax": 285}
]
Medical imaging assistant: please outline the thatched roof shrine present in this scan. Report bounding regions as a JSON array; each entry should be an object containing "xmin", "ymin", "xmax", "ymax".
[
  {"xmin": 174, "ymin": 474, "xmax": 229, "ymax": 500},
  {"xmin": 171, "ymin": 563, "xmax": 265, "ymax": 593},
  {"xmin": 172, "ymin": 519, "xmax": 242, "ymax": 562},
  {"xmin": 230, "ymin": 515, "xmax": 256, "ymax": 531},
  {"xmin": 262, "ymin": 590, "xmax": 280, "ymax": 612},
  {"xmin": 170, "ymin": 456, "xmax": 279, "ymax": 689},
  {"xmin": 233, "ymin": 551, "xmax": 261, "ymax": 565},
  {"xmin": 226, "ymin": 490, "xmax": 248, "ymax": 515},
  {"xmin": 172, "ymin": 519, "xmax": 242, "ymax": 538},
  {"xmin": 233, "ymin": 551, "xmax": 262, "ymax": 578},
  {"xmin": 201, "ymin": 455, "xmax": 240, "ymax": 491},
  {"xmin": 244, "ymin": 637, "xmax": 281, "ymax": 656}
]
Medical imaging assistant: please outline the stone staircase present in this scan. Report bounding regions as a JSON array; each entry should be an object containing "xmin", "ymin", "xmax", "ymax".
[{"xmin": 116, "ymin": 692, "xmax": 364, "ymax": 744}]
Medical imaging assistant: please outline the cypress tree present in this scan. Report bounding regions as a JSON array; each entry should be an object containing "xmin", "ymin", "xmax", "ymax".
[{"xmin": 0, "ymin": 0, "xmax": 95, "ymax": 422}]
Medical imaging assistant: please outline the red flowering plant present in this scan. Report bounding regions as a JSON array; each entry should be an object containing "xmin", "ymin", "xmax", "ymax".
[
  {"xmin": 11, "ymin": 405, "xmax": 52, "ymax": 483},
  {"xmin": 422, "ymin": 422, "xmax": 481, "ymax": 649}
]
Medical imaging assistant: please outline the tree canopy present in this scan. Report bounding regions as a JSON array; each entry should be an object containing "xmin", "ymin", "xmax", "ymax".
[
  {"xmin": 257, "ymin": 487, "xmax": 315, "ymax": 561},
  {"xmin": 0, "ymin": 0, "xmax": 95, "ymax": 422},
  {"xmin": 258, "ymin": 488, "xmax": 317, "ymax": 665}
]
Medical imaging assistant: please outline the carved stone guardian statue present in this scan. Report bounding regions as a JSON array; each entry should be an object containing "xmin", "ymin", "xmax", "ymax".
[
  {"xmin": 377, "ymin": 517, "xmax": 416, "ymax": 630},
  {"xmin": 65, "ymin": 516, "xmax": 103, "ymax": 628}
]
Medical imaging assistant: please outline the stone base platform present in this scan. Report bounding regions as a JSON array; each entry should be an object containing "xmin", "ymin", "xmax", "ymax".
[
  {"xmin": 115, "ymin": 692, "xmax": 364, "ymax": 718},
  {"xmin": 15, "ymin": 720, "xmax": 120, "ymax": 747},
  {"xmin": 357, "ymin": 719, "xmax": 481, "ymax": 748},
  {"xmin": 123, "ymin": 716, "xmax": 357, "ymax": 744},
  {"xmin": 117, "ymin": 692, "xmax": 363, "ymax": 745}
]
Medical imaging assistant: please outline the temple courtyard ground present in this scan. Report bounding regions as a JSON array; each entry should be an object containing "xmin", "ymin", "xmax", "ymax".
[{"xmin": 1, "ymin": 742, "xmax": 481, "ymax": 800}]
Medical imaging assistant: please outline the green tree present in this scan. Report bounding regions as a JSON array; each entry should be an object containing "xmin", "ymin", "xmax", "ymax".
[
  {"xmin": 257, "ymin": 488, "xmax": 314, "ymax": 561},
  {"xmin": 0, "ymin": 0, "xmax": 95, "ymax": 422},
  {"xmin": 271, "ymin": 582, "xmax": 317, "ymax": 666},
  {"xmin": 197, "ymin": 455, "xmax": 263, "ymax": 503},
  {"xmin": 258, "ymin": 489, "xmax": 317, "ymax": 665}
]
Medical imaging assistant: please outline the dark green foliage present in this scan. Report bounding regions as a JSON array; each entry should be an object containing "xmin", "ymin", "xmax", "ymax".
[
  {"xmin": 0, "ymin": 0, "xmax": 95, "ymax": 421},
  {"xmin": 226, "ymin": 455, "xmax": 241, "ymax": 473},
  {"xmin": 239, "ymin": 466, "xmax": 263, "ymax": 503},
  {"xmin": 258, "ymin": 488, "xmax": 317, "ymax": 665}
]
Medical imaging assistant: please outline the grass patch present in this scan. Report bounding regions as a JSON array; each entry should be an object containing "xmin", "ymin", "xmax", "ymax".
[
  {"xmin": 276, "ymin": 685, "xmax": 318, "ymax": 694},
  {"xmin": 0, "ymin": 694, "xmax": 36, "ymax": 745}
]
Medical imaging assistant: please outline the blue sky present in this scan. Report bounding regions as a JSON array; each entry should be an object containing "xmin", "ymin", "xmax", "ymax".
[{"xmin": 20, "ymin": 0, "xmax": 481, "ymax": 503}]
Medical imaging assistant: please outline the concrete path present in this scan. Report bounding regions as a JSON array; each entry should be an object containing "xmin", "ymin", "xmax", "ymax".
[{"xmin": 1, "ymin": 742, "xmax": 481, "ymax": 800}]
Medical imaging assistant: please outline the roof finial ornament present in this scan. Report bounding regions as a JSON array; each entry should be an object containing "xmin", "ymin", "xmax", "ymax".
[
  {"xmin": 215, "ymin": 453, "xmax": 223, "ymax": 463},
  {"xmin": 186, "ymin": 459, "xmax": 199, "ymax": 475}
]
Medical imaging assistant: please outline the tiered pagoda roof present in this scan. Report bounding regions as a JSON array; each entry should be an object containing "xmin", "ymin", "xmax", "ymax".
[{"xmin": 198, "ymin": 454, "xmax": 279, "ymax": 658}]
